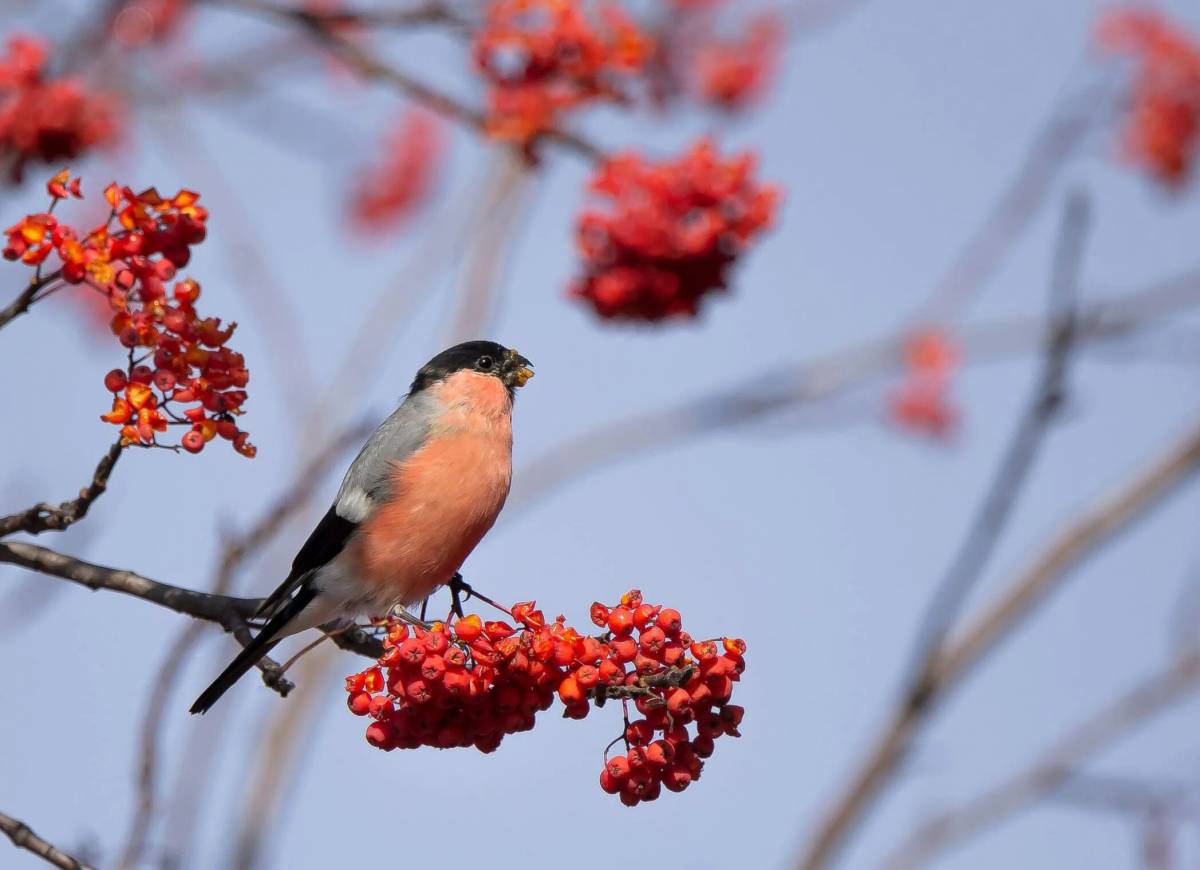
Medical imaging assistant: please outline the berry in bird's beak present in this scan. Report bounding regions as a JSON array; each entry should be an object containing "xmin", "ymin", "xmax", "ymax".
[{"xmin": 504, "ymin": 349, "xmax": 534, "ymax": 388}]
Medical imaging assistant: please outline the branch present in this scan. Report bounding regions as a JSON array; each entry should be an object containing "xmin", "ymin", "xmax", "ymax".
[
  {"xmin": 0, "ymin": 270, "xmax": 65, "ymax": 332},
  {"xmin": 0, "ymin": 441, "xmax": 123, "ymax": 538},
  {"xmin": 203, "ymin": 0, "xmax": 606, "ymax": 162},
  {"xmin": 0, "ymin": 542, "xmax": 296, "ymax": 695},
  {"xmin": 883, "ymin": 650, "xmax": 1200, "ymax": 869},
  {"xmin": 798, "ymin": 417, "xmax": 1200, "ymax": 869},
  {"xmin": 509, "ymin": 268, "xmax": 1200, "ymax": 515},
  {"xmin": 905, "ymin": 194, "xmax": 1088, "ymax": 681},
  {"xmin": 0, "ymin": 811, "xmax": 93, "ymax": 870}
]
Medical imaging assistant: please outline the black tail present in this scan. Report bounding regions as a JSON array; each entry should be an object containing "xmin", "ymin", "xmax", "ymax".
[{"xmin": 189, "ymin": 586, "xmax": 318, "ymax": 715}]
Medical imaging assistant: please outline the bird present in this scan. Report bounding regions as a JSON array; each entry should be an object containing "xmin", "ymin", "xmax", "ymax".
[{"xmin": 189, "ymin": 340, "xmax": 534, "ymax": 714}]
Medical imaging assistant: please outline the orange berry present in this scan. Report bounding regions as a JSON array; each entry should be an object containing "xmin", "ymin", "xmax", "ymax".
[{"xmin": 607, "ymin": 606, "xmax": 634, "ymax": 635}]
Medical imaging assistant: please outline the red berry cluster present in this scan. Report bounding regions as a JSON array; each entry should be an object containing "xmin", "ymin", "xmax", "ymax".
[
  {"xmin": 694, "ymin": 14, "xmax": 782, "ymax": 113},
  {"xmin": 474, "ymin": 0, "xmax": 652, "ymax": 145},
  {"xmin": 3, "ymin": 172, "xmax": 255, "ymax": 455},
  {"xmin": 1097, "ymin": 9, "xmax": 1200, "ymax": 188},
  {"xmin": 572, "ymin": 138, "xmax": 779, "ymax": 321},
  {"xmin": 345, "ymin": 589, "xmax": 745, "ymax": 806},
  {"xmin": 345, "ymin": 614, "xmax": 556, "ymax": 753},
  {"xmin": 351, "ymin": 110, "xmax": 444, "ymax": 233},
  {"xmin": 888, "ymin": 329, "xmax": 959, "ymax": 439},
  {"xmin": 588, "ymin": 591, "xmax": 745, "ymax": 805},
  {"xmin": 0, "ymin": 35, "xmax": 118, "ymax": 183}
]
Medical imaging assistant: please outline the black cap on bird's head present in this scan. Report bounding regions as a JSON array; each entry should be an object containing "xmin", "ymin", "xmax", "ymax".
[{"xmin": 409, "ymin": 340, "xmax": 534, "ymax": 396}]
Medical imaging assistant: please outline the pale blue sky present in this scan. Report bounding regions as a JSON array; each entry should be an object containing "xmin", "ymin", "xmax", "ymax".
[{"xmin": 2, "ymin": 1, "xmax": 1200, "ymax": 868}]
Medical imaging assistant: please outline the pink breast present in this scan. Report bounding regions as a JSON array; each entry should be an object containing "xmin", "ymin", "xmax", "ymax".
[{"xmin": 355, "ymin": 376, "xmax": 513, "ymax": 605}]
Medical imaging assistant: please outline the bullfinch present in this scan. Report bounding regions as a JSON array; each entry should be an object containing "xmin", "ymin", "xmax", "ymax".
[{"xmin": 189, "ymin": 340, "xmax": 533, "ymax": 714}]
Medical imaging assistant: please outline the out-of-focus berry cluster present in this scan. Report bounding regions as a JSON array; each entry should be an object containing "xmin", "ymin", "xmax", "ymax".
[
  {"xmin": 0, "ymin": 36, "xmax": 118, "ymax": 183},
  {"xmin": 1097, "ymin": 9, "xmax": 1200, "ymax": 188},
  {"xmin": 474, "ymin": 0, "xmax": 652, "ymax": 145},
  {"xmin": 345, "ymin": 589, "xmax": 745, "ymax": 805},
  {"xmin": 351, "ymin": 110, "xmax": 444, "ymax": 233},
  {"xmin": 3, "ymin": 171, "xmax": 255, "ymax": 456},
  {"xmin": 888, "ymin": 329, "xmax": 959, "ymax": 439},
  {"xmin": 572, "ymin": 138, "xmax": 778, "ymax": 320},
  {"xmin": 694, "ymin": 14, "xmax": 782, "ymax": 112}
]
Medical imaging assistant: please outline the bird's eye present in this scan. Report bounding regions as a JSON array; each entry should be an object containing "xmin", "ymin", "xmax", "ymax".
[{"xmin": 477, "ymin": 355, "xmax": 494, "ymax": 370}]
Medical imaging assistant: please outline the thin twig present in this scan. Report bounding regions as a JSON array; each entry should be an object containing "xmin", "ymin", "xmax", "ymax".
[
  {"xmin": 0, "ymin": 541, "xmax": 299, "ymax": 693},
  {"xmin": 203, "ymin": 0, "xmax": 606, "ymax": 162},
  {"xmin": 0, "ymin": 270, "xmax": 65, "ymax": 331},
  {"xmin": 508, "ymin": 267, "xmax": 1200, "ymax": 515},
  {"xmin": 906, "ymin": 193, "xmax": 1089, "ymax": 681},
  {"xmin": 915, "ymin": 84, "xmax": 1102, "ymax": 323},
  {"xmin": 114, "ymin": 417, "xmax": 376, "ymax": 869},
  {"xmin": 0, "ymin": 441, "xmax": 123, "ymax": 538},
  {"xmin": 798, "ymin": 417, "xmax": 1200, "ymax": 869},
  {"xmin": 883, "ymin": 651, "xmax": 1200, "ymax": 869},
  {"xmin": 0, "ymin": 811, "xmax": 93, "ymax": 870}
]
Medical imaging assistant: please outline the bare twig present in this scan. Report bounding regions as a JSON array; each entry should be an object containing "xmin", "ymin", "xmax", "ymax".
[
  {"xmin": 884, "ymin": 651, "xmax": 1200, "ymax": 869},
  {"xmin": 509, "ymin": 268, "xmax": 1200, "ymax": 515},
  {"xmin": 0, "ymin": 811, "xmax": 93, "ymax": 870},
  {"xmin": 0, "ymin": 270, "xmax": 65, "ymax": 331},
  {"xmin": 114, "ymin": 417, "xmax": 376, "ymax": 869},
  {"xmin": 915, "ymin": 85, "xmax": 1102, "ymax": 323},
  {"xmin": 0, "ymin": 441, "xmax": 123, "ymax": 538},
  {"xmin": 799, "ymin": 417, "xmax": 1200, "ymax": 869},
  {"xmin": 445, "ymin": 151, "xmax": 535, "ymax": 344},
  {"xmin": 906, "ymin": 194, "xmax": 1089, "ymax": 680},
  {"xmin": 0, "ymin": 541, "xmax": 297, "ymax": 694},
  {"xmin": 203, "ymin": 0, "xmax": 606, "ymax": 162}
]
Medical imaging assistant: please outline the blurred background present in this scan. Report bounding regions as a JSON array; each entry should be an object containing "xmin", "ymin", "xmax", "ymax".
[{"xmin": 2, "ymin": 0, "xmax": 1200, "ymax": 867}]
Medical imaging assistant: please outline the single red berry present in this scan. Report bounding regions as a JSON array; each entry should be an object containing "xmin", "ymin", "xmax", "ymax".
[
  {"xmin": 347, "ymin": 691, "xmax": 371, "ymax": 716},
  {"xmin": 104, "ymin": 369, "xmax": 128, "ymax": 392},
  {"xmin": 606, "ymin": 755, "xmax": 631, "ymax": 781},
  {"xmin": 639, "ymin": 626, "xmax": 667, "ymax": 655},
  {"xmin": 645, "ymin": 739, "xmax": 675, "ymax": 767},
  {"xmin": 181, "ymin": 430, "xmax": 204, "ymax": 453},
  {"xmin": 590, "ymin": 602, "xmax": 610, "ymax": 627},
  {"xmin": 607, "ymin": 606, "xmax": 634, "ymax": 636},
  {"xmin": 656, "ymin": 608, "xmax": 682, "ymax": 634},
  {"xmin": 633, "ymin": 603, "xmax": 659, "ymax": 629},
  {"xmin": 667, "ymin": 688, "xmax": 692, "ymax": 716},
  {"xmin": 455, "ymin": 614, "xmax": 483, "ymax": 642}
]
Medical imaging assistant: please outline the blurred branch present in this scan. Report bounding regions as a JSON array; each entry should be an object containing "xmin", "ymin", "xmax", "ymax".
[
  {"xmin": 0, "ymin": 541, "xmax": 297, "ymax": 694},
  {"xmin": 798, "ymin": 417, "xmax": 1200, "ymax": 869},
  {"xmin": 0, "ymin": 810, "xmax": 93, "ymax": 870},
  {"xmin": 204, "ymin": 0, "xmax": 606, "ymax": 162},
  {"xmin": 509, "ymin": 267, "xmax": 1200, "ymax": 515},
  {"xmin": 0, "ymin": 441, "xmax": 122, "ymax": 538},
  {"xmin": 114, "ymin": 418, "xmax": 374, "ymax": 870},
  {"xmin": 0, "ymin": 270, "xmax": 65, "ymax": 332},
  {"xmin": 906, "ymin": 194, "xmax": 1088, "ymax": 681},
  {"xmin": 445, "ymin": 151, "xmax": 535, "ymax": 343},
  {"xmin": 149, "ymin": 110, "xmax": 317, "ymax": 414},
  {"xmin": 883, "ymin": 650, "xmax": 1200, "ymax": 869},
  {"xmin": 792, "ymin": 0, "xmax": 873, "ymax": 36},
  {"xmin": 915, "ymin": 83, "xmax": 1103, "ymax": 323}
]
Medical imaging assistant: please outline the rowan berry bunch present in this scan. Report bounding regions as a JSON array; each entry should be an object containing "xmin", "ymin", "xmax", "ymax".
[
  {"xmin": 3, "ymin": 171, "xmax": 255, "ymax": 455},
  {"xmin": 572, "ymin": 138, "xmax": 779, "ymax": 320},
  {"xmin": 0, "ymin": 35, "xmax": 118, "ymax": 183},
  {"xmin": 351, "ymin": 110, "xmax": 444, "ymax": 233},
  {"xmin": 694, "ymin": 14, "xmax": 782, "ymax": 112},
  {"xmin": 888, "ymin": 329, "xmax": 959, "ymax": 439},
  {"xmin": 1097, "ymin": 9, "xmax": 1200, "ymax": 188},
  {"xmin": 474, "ymin": 0, "xmax": 652, "ymax": 145},
  {"xmin": 345, "ymin": 589, "xmax": 745, "ymax": 804}
]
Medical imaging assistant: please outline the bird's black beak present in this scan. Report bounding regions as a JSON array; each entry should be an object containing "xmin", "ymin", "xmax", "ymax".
[{"xmin": 503, "ymin": 349, "xmax": 534, "ymax": 388}]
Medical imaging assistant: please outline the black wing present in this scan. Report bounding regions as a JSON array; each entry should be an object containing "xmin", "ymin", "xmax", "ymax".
[{"xmin": 254, "ymin": 506, "xmax": 357, "ymax": 618}]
